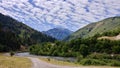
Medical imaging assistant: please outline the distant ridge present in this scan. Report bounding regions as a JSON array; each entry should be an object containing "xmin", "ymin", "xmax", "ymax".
[
  {"xmin": 43, "ymin": 28, "xmax": 73, "ymax": 40},
  {"xmin": 65, "ymin": 17, "xmax": 120, "ymax": 41}
]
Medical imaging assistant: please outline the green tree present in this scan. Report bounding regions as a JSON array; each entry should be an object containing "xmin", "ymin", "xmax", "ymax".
[
  {"xmin": 112, "ymin": 45, "xmax": 120, "ymax": 54},
  {"xmin": 79, "ymin": 44, "xmax": 89, "ymax": 57}
]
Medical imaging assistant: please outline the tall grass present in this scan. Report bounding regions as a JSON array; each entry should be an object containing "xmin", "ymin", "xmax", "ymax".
[{"xmin": 0, "ymin": 55, "xmax": 32, "ymax": 68}]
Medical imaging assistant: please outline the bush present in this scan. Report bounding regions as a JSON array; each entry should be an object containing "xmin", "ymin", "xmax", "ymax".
[
  {"xmin": 87, "ymin": 53, "xmax": 120, "ymax": 61},
  {"xmin": 47, "ymin": 58, "xmax": 50, "ymax": 61},
  {"xmin": 109, "ymin": 61, "xmax": 120, "ymax": 66},
  {"xmin": 115, "ymin": 55, "xmax": 120, "ymax": 61},
  {"xmin": 79, "ymin": 58, "xmax": 120, "ymax": 66},
  {"xmin": 87, "ymin": 53, "xmax": 112, "ymax": 59},
  {"xmin": 76, "ymin": 55, "xmax": 83, "ymax": 62},
  {"xmin": 80, "ymin": 59, "xmax": 106, "ymax": 65},
  {"xmin": 10, "ymin": 51, "xmax": 15, "ymax": 57},
  {"xmin": 101, "ymin": 59, "xmax": 120, "ymax": 66}
]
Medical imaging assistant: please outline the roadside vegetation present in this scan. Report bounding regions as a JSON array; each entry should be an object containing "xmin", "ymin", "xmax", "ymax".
[
  {"xmin": 39, "ymin": 57, "xmax": 119, "ymax": 68},
  {"xmin": 39, "ymin": 57, "xmax": 80, "ymax": 66}
]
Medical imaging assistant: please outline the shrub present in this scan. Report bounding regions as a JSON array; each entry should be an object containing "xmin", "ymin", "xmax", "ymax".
[
  {"xmin": 87, "ymin": 53, "xmax": 120, "ymax": 62},
  {"xmin": 109, "ymin": 61, "xmax": 120, "ymax": 66},
  {"xmin": 80, "ymin": 59, "xmax": 106, "ymax": 65},
  {"xmin": 47, "ymin": 58, "xmax": 50, "ymax": 61},
  {"xmin": 10, "ymin": 51, "xmax": 15, "ymax": 57},
  {"xmin": 76, "ymin": 55, "xmax": 83, "ymax": 62},
  {"xmin": 87, "ymin": 53, "xmax": 112, "ymax": 59},
  {"xmin": 113, "ymin": 55, "xmax": 120, "ymax": 61}
]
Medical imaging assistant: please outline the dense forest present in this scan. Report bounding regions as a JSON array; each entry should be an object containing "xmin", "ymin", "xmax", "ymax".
[
  {"xmin": 30, "ymin": 28, "xmax": 120, "ymax": 66},
  {"xmin": 0, "ymin": 13, "xmax": 56, "ymax": 52},
  {"xmin": 0, "ymin": 23, "xmax": 21, "ymax": 51}
]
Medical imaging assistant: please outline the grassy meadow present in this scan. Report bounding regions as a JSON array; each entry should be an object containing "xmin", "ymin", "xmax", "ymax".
[{"xmin": 0, "ymin": 54, "xmax": 32, "ymax": 68}]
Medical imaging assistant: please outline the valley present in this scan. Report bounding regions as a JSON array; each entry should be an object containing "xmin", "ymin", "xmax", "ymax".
[
  {"xmin": 29, "ymin": 17, "xmax": 120, "ymax": 67},
  {"xmin": 0, "ymin": 7, "xmax": 120, "ymax": 68}
]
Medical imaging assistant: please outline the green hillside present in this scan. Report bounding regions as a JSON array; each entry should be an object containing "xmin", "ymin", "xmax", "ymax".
[
  {"xmin": 65, "ymin": 17, "xmax": 120, "ymax": 41},
  {"xmin": 0, "ymin": 13, "xmax": 55, "ymax": 51}
]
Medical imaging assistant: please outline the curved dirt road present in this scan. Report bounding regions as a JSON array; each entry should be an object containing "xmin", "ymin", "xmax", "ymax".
[
  {"xmin": 28, "ymin": 57, "xmax": 117, "ymax": 68},
  {"xmin": 28, "ymin": 57, "xmax": 73, "ymax": 68},
  {"xmin": 28, "ymin": 57, "xmax": 57, "ymax": 68}
]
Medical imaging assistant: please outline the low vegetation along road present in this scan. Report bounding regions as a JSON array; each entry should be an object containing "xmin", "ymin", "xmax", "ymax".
[
  {"xmin": 28, "ymin": 57, "xmax": 116, "ymax": 68},
  {"xmin": 3, "ymin": 53, "xmax": 115, "ymax": 68}
]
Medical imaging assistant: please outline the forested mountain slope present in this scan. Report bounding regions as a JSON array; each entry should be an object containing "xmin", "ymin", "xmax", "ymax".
[{"xmin": 0, "ymin": 13, "xmax": 55, "ymax": 51}]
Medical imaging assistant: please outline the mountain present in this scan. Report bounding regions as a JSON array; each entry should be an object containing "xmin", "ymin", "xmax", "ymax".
[
  {"xmin": 0, "ymin": 13, "xmax": 55, "ymax": 51},
  {"xmin": 65, "ymin": 17, "xmax": 120, "ymax": 41},
  {"xmin": 42, "ymin": 28, "xmax": 73, "ymax": 40}
]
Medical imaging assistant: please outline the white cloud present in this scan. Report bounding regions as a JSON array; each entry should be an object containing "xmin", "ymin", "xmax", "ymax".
[{"xmin": 0, "ymin": 0, "xmax": 120, "ymax": 31}]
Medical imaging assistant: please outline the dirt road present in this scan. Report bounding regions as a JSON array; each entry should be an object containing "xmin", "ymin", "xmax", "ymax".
[{"xmin": 28, "ymin": 57, "xmax": 117, "ymax": 68}]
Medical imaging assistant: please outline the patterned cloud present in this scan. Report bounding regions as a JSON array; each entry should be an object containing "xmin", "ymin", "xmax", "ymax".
[{"xmin": 0, "ymin": 0, "xmax": 120, "ymax": 31}]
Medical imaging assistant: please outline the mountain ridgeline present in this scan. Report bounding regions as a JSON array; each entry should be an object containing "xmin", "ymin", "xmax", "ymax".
[
  {"xmin": 0, "ymin": 13, "xmax": 55, "ymax": 51},
  {"xmin": 42, "ymin": 28, "xmax": 73, "ymax": 40},
  {"xmin": 65, "ymin": 17, "xmax": 120, "ymax": 41}
]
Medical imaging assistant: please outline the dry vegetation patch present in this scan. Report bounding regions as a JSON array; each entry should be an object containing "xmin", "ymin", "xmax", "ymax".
[{"xmin": 0, "ymin": 55, "xmax": 32, "ymax": 68}]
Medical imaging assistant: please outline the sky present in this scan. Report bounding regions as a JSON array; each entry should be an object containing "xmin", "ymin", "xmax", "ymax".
[{"xmin": 0, "ymin": 0, "xmax": 120, "ymax": 31}]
